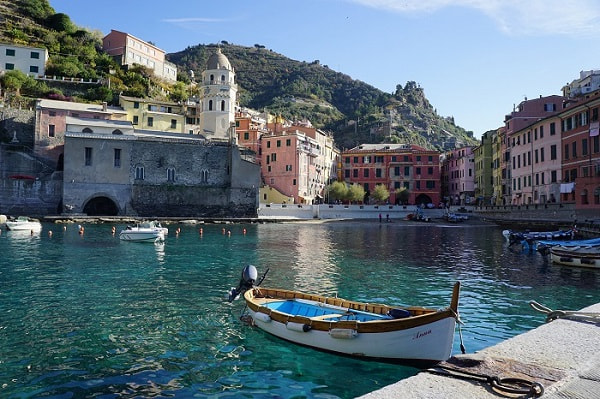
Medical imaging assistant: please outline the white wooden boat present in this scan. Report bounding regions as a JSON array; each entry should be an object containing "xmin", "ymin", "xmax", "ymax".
[
  {"xmin": 119, "ymin": 222, "xmax": 165, "ymax": 242},
  {"xmin": 230, "ymin": 266, "xmax": 461, "ymax": 364},
  {"xmin": 550, "ymin": 245, "xmax": 600, "ymax": 268},
  {"xmin": 5, "ymin": 216, "xmax": 42, "ymax": 232}
]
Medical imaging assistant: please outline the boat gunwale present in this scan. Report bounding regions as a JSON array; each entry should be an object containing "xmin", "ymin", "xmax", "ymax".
[{"xmin": 244, "ymin": 286, "xmax": 459, "ymax": 333}]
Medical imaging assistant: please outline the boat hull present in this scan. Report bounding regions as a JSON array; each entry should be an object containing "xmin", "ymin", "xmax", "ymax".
[
  {"xmin": 119, "ymin": 230, "xmax": 164, "ymax": 242},
  {"xmin": 6, "ymin": 221, "xmax": 42, "ymax": 231},
  {"xmin": 550, "ymin": 246, "xmax": 600, "ymax": 268},
  {"xmin": 243, "ymin": 284, "xmax": 459, "ymax": 363}
]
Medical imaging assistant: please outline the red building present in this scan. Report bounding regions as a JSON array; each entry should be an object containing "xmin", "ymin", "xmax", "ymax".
[
  {"xmin": 342, "ymin": 143, "xmax": 441, "ymax": 205},
  {"xmin": 559, "ymin": 91, "xmax": 600, "ymax": 208}
]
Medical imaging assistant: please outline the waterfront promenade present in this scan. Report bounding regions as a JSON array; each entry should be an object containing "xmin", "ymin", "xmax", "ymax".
[{"xmin": 360, "ymin": 302, "xmax": 600, "ymax": 399}]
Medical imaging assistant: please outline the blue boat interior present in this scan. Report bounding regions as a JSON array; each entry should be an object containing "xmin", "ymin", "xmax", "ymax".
[{"xmin": 263, "ymin": 300, "xmax": 409, "ymax": 322}]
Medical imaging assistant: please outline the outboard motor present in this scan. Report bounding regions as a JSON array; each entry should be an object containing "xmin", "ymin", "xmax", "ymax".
[{"xmin": 228, "ymin": 265, "xmax": 258, "ymax": 302}]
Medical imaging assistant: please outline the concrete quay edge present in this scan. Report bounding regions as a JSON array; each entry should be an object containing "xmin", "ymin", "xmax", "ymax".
[{"xmin": 358, "ymin": 302, "xmax": 600, "ymax": 399}]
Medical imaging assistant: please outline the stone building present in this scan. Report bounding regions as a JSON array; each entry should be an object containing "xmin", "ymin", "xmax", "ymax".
[{"xmin": 63, "ymin": 118, "xmax": 259, "ymax": 217}]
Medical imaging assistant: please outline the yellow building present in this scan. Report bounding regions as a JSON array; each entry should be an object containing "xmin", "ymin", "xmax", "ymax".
[{"xmin": 119, "ymin": 95, "xmax": 185, "ymax": 134}]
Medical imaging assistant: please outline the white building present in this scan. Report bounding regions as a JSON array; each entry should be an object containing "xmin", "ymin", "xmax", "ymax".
[{"xmin": 0, "ymin": 43, "xmax": 48, "ymax": 77}]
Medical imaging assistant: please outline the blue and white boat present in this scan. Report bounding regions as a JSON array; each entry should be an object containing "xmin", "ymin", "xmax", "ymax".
[{"xmin": 537, "ymin": 237, "xmax": 600, "ymax": 255}]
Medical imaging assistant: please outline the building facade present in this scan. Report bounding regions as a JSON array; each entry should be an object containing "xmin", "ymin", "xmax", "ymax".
[
  {"xmin": 0, "ymin": 43, "xmax": 48, "ymax": 77},
  {"xmin": 342, "ymin": 144, "xmax": 441, "ymax": 206},
  {"xmin": 559, "ymin": 91, "xmax": 600, "ymax": 208},
  {"xmin": 473, "ymin": 131, "xmax": 493, "ymax": 205},
  {"xmin": 119, "ymin": 95, "xmax": 185, "ymax": 134},
  {"xmin": 102, "ymin": 30, "xmax": 177, "ymax": 82},
  {"xmin": 442, "ymin": 146, "xmax": 475, "ymax": 205}
]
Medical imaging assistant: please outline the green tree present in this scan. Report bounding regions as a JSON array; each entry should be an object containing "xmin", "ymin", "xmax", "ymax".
[
  {"xmin": 395, "ymin": 187, "xmax": 410, "ymax": 205},
  {"xmin": 327, "ymin": 181, "xmax": 348, "ymax": 202},
  {"xmin": 1, "ymin": 70, "xmax": 28, "ymax": 95},
  {"xmin": 372, "ymin": 184, "xmax": 390, "ymax": 204},
  {"xmin": 348, "ymin": 184, "xmax": 365, "ymax": 203},
  {"xmin": 46, "ymin": 13, "xmax": 75, "ymax": 33}
]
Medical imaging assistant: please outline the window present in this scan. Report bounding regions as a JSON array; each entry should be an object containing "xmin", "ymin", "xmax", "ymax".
[
  {"xmin": 29, "ymin": 66, "xmax": 39, "ymax": 73},
  {"xmin": 428, "ymin": 167, "xmax": 433, "ymax": 175},
  {"xmin": 167, "ymin": 168, "xmax": 175, "ymax": 182},
  {"xmin": 375, "ymin": 168, "xmax": 382, "ymax": 178},
  {"xmin": 394, "ymin": 166, "xmax": 400, "ymax": 176},
  {"xmin": 345, "ymin": 170, "xmax": 350, "ymax": 178},
  {"xmin": 277, "ymin": 140, "xmax": 281, "ymax": 147},
  {"xmin": 416, "ymin": 156, "xmax": 421, "ymax": 162},
  {"xmin": 286, "ymin": 139, "xmax": 291, "ymax": 146},
  {"xmin": 5, "ymin": 63, "xmax": 14, "ymax": 70},
  {"xmin": 85, "ymin": 147, "xmax": 92, "ymax": 166},
  {"xmin": 364, "ymin": 169, "xmax": 369, "ymax": 177},
  {"xmin": 540, "ymin": 147, "xmax": 545, "ymax": 162},
  {"xmin": 135, "ymin": 166, "xmax": 145, "ymax": 180},
  {"xmin": 285, "ymin": 165, "xmax": 293, "ymax": 171},
  {"xmin": 583, "ymin": 138, "xmax": 588, "ymax": 156},
  {"xmin": 426, "ymin": 181, "xmax": 435, "ymax": 189},
  {"xmin": 572, "ymin": 142, "xmax": 577, "ymax": 158},
  {"xmin": 82, "ymin": 128, "xmax": 93, "ymax": 133},
  {"xmin": 5, "ymin": 49, "xmax": 15, "ymax": 56},
  {"xmin": 171, "ymin": 119, "xmax": 177, "ymax": 129},
  {"xmin": 353, "ymin": 169, "xmax": 358, "ymax": 178},
  {"xmin": 221, "ymin": 100, "xmax": 225, "ymax": 111},
  {"xmin": 550, "ymin": 122, "xmax": 556, "ymax": 135},
  {"xmin": 293, "ymin": 179, "xmax": 296, "ymax": 185},
  {"xmin": 114, "ymin": 149, "xmax": 121, "ymax": 167},
  {"xmin": 550, "ymin": 145, "xmax": 557, "ymax": 160},
  {"xmin": 201, "ymin": 169, "xmax": 209, "ymax": 183},
  {"xmin": 133, "ymin": 116, "xmax": 139, "ymax": 125},
  {"xmin": 30, "ymin": 51, "xmax": 40, "ymax": 59},
  {"xmin": 404, "ymin": 166, "xmax": 410, "ymax": 176},
  {"xmin": 564, "ymin": 144, "xmax": 569, "ymax": 160},
  {"xmin": 134, "ymin": 102, "xmax": 140, "ymax": 109},
  {"xmin": 148, "ymin": 117, "xmax": 153, "ymax": 127},
  {"xmin": 208, "ymin": 100, "xmax": 213, "ymax": 111},
  {"xmin": 243, "ymin": 132, "xmax": 249, "ymax": 140},
  {"xmin": 416, "ymin": 167, "xmax": 421, "ymax": 175},
  {"xmin": 353, "ymin": 157, "xmax": 359, "ymax": 163},
  {"xmin": 267, "ymin": 141, "xmax": 271, "ymax": 148},
  {"xmin": 48, "ymin": 124, "xmax": 55, "ymax": 137},
  {"xmin": 551, "ymin": 171, "xmax": 557, "ymax": 183},
  {"xmin": 270, "ymin": 153, "xmax": 276, "ymax": 162}
]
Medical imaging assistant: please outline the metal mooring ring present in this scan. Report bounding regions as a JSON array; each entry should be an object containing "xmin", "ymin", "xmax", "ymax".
[{"xmin": 491, "ymin": 377, "xmax": 544, "ymax": 398}]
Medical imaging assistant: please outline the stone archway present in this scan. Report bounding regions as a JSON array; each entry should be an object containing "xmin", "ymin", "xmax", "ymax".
[{"xmin": 83, "ymin": 196, "xmax": 119, "ymax": 216}]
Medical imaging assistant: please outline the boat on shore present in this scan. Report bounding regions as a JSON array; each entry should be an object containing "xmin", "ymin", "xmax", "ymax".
[
  {"xmin": 5, "ymin": 216, "xmax": 42, "ymax": 232},
  {"xmin": 550, "ymin": 245, "xmax": 600, "ymax": 268},
  {"xmin": 119, "ymin": 221, "xmax": 165, "ymax": 242},
  {"xmin": 229, "ymin": 265, "xmax": 461, "ymax": 365}
]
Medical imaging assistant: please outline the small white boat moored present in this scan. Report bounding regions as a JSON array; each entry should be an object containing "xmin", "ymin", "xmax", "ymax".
[
  {"xmin": 119, "ymin": 222, "xmax": 165, "ymax": 242},
  {"xmin": 229, "ymin": 266, "xmax": 461, "ymax": 365},
  {"xmin": 5, "ymin": 216, "xmax": 42, "ymax": 232},
  {"xmin": 550, "ymin": 245, "xmax": 600, "ymax": 268}
]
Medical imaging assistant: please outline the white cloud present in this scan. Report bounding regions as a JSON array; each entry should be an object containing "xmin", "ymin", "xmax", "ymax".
[{"xmin": 349, "ymin": 0, "xmax": 600, "ymax": 37}]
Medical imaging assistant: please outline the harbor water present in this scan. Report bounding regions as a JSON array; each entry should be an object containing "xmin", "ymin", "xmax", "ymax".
[{"xmin": 0, "ymin": 220, "xmax": 598, "ymax": 398}]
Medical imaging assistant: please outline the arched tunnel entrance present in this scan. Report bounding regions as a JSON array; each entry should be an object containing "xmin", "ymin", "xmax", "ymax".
[{"xmin": 83, "ymin": 196, "xmax": 119, "ymax": 216}]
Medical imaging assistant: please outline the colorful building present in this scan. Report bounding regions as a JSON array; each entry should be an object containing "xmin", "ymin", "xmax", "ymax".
[
  {"xmin": 509, "ymin": 115, "xmax": 562, "ymax": 205},
  {"xmin": 102, "ymin": 30, "xmax": 177, "ymax": 82},
  {"xmin": 119, "ymin": 95, "xmax": 185, "ymax": 134},
  {"xmin": 559, "ymin": 90, "xmax": 600, "ymax": 208},
  {"xmin": 342, "ymin": 143, "xmax": 441, "ymax": 206},
  {"xmin": 442, "ymin": 146, "xmax": 475, "ymax": 205},
  {"xmin": 473, "ymin": 131, "xmax": 493, "ymax": 205}
]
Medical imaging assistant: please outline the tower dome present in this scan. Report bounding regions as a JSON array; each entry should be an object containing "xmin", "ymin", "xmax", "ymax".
[{"xmin": 206, "ymin": 48, "xmax": 232, "ymax": 71}]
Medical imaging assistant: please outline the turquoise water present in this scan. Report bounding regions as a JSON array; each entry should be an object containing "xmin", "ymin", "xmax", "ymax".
[{"xmin": 0, "ymin": 221, "xmax": 598, "ymax": 398}]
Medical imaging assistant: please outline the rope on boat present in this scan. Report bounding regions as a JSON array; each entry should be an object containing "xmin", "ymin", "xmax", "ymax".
[
  {"xmin": 451, "ymin": 309, "xmax": 466, "ymax": 354},
  {"xmin": 426, "ymin": 366, "xmax": 544, "ymax": 398},
  {"xmin": 530, "ymin": 301, "xmax": 600, "ymax": 324}
]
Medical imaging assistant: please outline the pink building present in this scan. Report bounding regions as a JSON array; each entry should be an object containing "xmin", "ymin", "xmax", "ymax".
[
  {"xmin": 509, "ymin": 116, "xmax": 562, "ymax": 205},
  {"xmin": 261, "ymin": 129, "xmax": 322, "ymax": 204},
  {"xmin": 102, "ymin": 30, "xmax": 177, "ymax": 82},
  {"xmin": 34, "ymin": 99, "xmax": 128, "ymax": 168},
  {"xmin": 442, "ymin": 146, "xmax": 475, "ymax": 205}
]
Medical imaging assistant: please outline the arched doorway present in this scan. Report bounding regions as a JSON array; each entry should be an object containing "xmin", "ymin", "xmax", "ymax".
[
  {"xmin": 415, "ymin": 194, "xmax": 432, "ymax": 206},
  {"xmin": 83, "ymin": 196, "xmax": 119, "ymax": 216}
]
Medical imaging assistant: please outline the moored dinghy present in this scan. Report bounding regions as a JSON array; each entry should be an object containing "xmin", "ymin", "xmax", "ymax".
[{"xmin": 229, "ymin": 265, "xmax": 461, "ymax": 365}]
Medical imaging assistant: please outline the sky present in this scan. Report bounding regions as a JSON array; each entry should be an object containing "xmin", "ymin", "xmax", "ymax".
[{"xmin": 50, "ymin": 0, "xmax": 600, "ymax": 139}]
